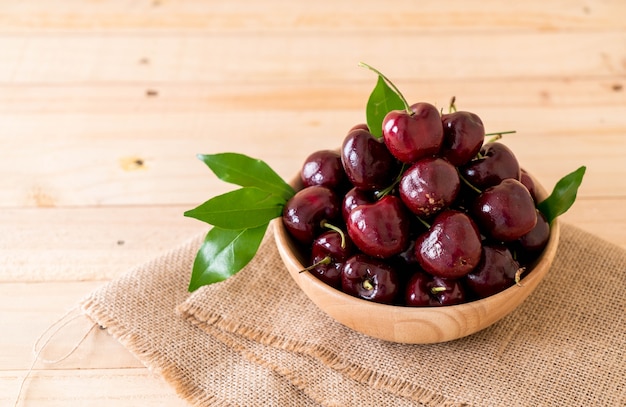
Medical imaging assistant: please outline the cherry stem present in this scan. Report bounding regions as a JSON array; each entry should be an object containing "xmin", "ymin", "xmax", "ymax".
[
  {"xmin": 515, "ymin": 267, "xmax": 526, "ymax": 286},
  {"xmin": 431, "ymin": 286, "xmax": 447, "ymax": 294},
  {"xmin": 484, "ymin": 130, "xmax": 516, "ymax": 142},
  {"xmin": 375, "ymin": 164, "xmax": 407, "ymax": 200},
  {"xmin": 358, "ymin": 62, "xmax": 412, "ymax": 114},
  {"xmin": 299, "ymin": 256, "xmax": 331, "ymax": 274},
  {"xmin": 458, "ymin": 171, "xmax": 483, "ymax": 194},
  {"xmin": 362, "ymin": 279, "xmax": 374, "ymax": 291},
  {"xmin": 416, "ymin": 216, "xmax": 431, "ymax": 229},
  {"xmin": 448, "ymin": 96, "xmax": 457, "ymax": 113},
  {"xmin": 320, "ymin": 220, "xmax": 346, "ymax": 249}
]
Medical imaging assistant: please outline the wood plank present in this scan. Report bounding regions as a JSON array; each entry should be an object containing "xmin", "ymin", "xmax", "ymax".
[
  {"xmin": 0, "ymin": 0, "xmax": 623, "ymax": 32},
  {"xmin": 0, "ymin": 206, "xmax": 206, "ymax": 282},
  {"xmin": 0, "ymin": 108, "xmax": 624, "ymax": 207},
  {"xmin": 0, "ymin": 368, "xmax": 187, "ymax": 407},
  {"xmin": 1, "ymin": 78, "xmax": 624, "ymax": 114},
  {"xmin": 0, "ymin": 32, "xmax": 624, "ymax": 83}
]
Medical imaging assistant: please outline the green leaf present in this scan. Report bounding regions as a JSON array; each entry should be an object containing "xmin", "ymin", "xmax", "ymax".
[
  {"xmin": 365, "ymin": 75, "xmax": 406, "ymax": 138},
  {"xmin": 188, "ymin": 225, "xmax": 268, "ymax": 291},
  {"xmin": 198, "ymin": 152, "xmax": 295, "ymax": 201},
  {"xmin": 184, "ymin": 187, "xmax": 285, "ymax": 229},
  {"xmin": 537, "ymin": 166, "xmax": 586, "ymax": 223}
]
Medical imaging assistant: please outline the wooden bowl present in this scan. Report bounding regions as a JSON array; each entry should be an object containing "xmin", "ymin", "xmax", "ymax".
[{"xmin": 274, "ymin": 174, "xmax": 559, "ymax": 344}]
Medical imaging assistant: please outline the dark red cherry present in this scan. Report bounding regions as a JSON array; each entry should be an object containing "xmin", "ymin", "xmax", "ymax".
[
  {"xmin": 347, "ymin": 195, "xmax": 411, "ymax": 258},
  {"xmin": 461, "ymin": 142, "xmax": 521, "ymax": 190},
  {"xmin": 516, "ymin": 209, "xmax": 550, "ymax": 263},
  {"xmin": 465, "ymin": 244, "xmax": 522, "ymax": 299},
  {"xmin": 282, "ymin": 186, "xmax": 340, "ymax": 245},
  {"xmin": 341, "ymin": 187, "xmax": 374, "ymax": 222},
  {"xmin": 341, "ymin": 254, "xmax": 400, "ymax": 304},
  {"xmin": 382, "ymin": 102, "xmax": 443, "ymax": 163},
  {"xmin": 414, "ymin": 210, "xmax": 482, "ymax": 279},
  {"xmin": 309, "ymin": 230, "xmax": 353, "ymax": 289},
  {"xmin": 405, "ymin": 271, "xmax": 467, "ymax": 306},
  {"xmin": 472, "ymin": 179, "xmax": 537, "ymax": 242},
  {"xmin": 399, "ymin": 157, "xmax": 460, "ymax": 218},
  {"xmin": 341, "ymin": 129, "xmax": 399, "ymax": 191},
  {"xmin": 301, "ymin": 150, "xmax": 348, "ymax": 191},
  {"xmin": 519, "ymin": 168, "xmax": 538, "ymax": 202},
  {"xmin": 440, "ymin": 111, "xmax": 485, "ymax": 166}
]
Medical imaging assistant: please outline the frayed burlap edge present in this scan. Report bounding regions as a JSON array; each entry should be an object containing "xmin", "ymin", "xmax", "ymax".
[
  {"xmin": 183, "ymin": 312, "xmax": 464, "ymax": 407},
  {"xmin": 178, "ymin": 301, "xmax": 465, "ymax": 407},
  {"xmin": 80, "ymin": 298, "xmax": 235, "ymax": 407}
]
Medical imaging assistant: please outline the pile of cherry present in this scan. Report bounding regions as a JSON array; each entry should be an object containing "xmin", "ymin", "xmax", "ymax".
[{"xmin": 282, "ymin": 102, "xmax": 550, "ymax": 306}]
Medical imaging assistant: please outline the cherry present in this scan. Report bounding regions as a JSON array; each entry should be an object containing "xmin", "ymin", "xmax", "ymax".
[
  {"xmin": 341, "ymin": 187, "xmax": 373, "ymax": 222},
  {"xmin": 282, "ymin": 186, "xmax": 340, "ymax": 245},
  {"xmin": 308, "ymin": 230, "xmax": 353, "ymax": 289},
  {"xmin": 465, "ymin": 244, "xmax": 522, "ymax": 299},
  {"xmin": 341, "ymin": 128, "xmax": 399, "ymax": 191},
  {"xmin": 341, "ymin": 254, "xmax": 400, "ymax": 304},
  {"xmin": 399, "ymin": 157, "xmax": 460, "ymax": 218},
  {"xmin": 347, "ymin": 195, "xmax": 411, "ymax": 258},
  {"xmin": 414, "ymin": 210, "xmax": 482, "ymax": 279},
  {"xmin": 516, "ymin": 209, "xmax": 550, "ymax": 263},
  {"xmin": 440, "ymin": 111, "xmax": 485, "ymax": 166},
  {"xmin": 382, "ymin": 102, "xmax": 443, "ymax": 163},
  {"xmin": 405, "ymin": 271, "xmax": 467, "ymax": 306},
  {"xmin": 461, "ymin": 142, "xmax": 521, "ymax": 190},
  {"xmin": 472, "ymin": 179, "xmax": 537, "ymax": 242},
  {"xmin": 519, "ymin": 168, "xmax": 538, "ymax": 202},
  {"xmin": 301, "ymin": 150, "xmax": 348, "ymax": 191}
]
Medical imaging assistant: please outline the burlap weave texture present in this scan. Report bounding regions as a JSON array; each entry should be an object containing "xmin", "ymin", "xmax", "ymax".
[{"xmin": 82, "ymin": 223, "xmax": 626, "ymax": 406}]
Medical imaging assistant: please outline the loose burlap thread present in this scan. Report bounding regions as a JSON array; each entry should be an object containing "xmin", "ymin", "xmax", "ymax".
[{"xmin": 81, "ymin": 223, "xmax": 626, "ymax": 406}]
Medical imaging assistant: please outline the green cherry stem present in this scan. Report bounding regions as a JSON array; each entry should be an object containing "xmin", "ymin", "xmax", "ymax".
[
  {"xmin": 375, "ymin": 164, "xmax": 407, "ymax": 200},
  {"xmin": 448, "ymin": 96, "xmax": 457, "ymax": 113},
  {"xmin": 431, "ymin": 286, "xmax": 447, "ymax": 294},
  {"xmin": 458, "ymin": 171, "xmax": 483, "ymax": 194},
  {"xmin": 484, "ymin": 130, "xmax": 516, "ymax": 143},
  {"xmin": 320, "ymin": 220, "xmax": 346, "ymax": 249},
  {"xmin": 416, "ymin": 216, "xmax": 431, "ymax": 229},
  {"xmin": 358, "ymin": 62, "xmax": 412, "ymax": 114},
  {"xmin": 299, "ymin": 256, "xmax": 331, "ymax": 274}
]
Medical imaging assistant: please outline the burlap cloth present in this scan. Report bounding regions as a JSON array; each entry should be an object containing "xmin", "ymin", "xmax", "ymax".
[{"xmin": 80, "ymin": 223, "xmax": 626, "ymax": 406}]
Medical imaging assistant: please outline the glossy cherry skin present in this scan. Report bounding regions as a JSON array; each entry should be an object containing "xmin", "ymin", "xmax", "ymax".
[
  {"xmin": 399, "ymin": 157, "xmax": 460, "ymax": 218},
  {"xmin": 414, "ymin": 210, "xmax": 482, "ymax": 279},
  {"xmin": 309, "ymin": 230, "xmax": 354, "ymax": 289},
  {"xmin": 461, "ymin": 142, "xmax": 521, "ymax": 190},
  {"xmin": 465, "ymin": 244, "xmax": 521, "ymax": 299},
  {"xmin": 341, "ymin": 254, "xmax": 400, "ymax": 304},
  {"xmin": 440, "ymin": 111, "xmax": 485, "ymax": 166},
  {"xmin": 341, "ymin": 187, "xmax": 373, "ymax": 223},
  {"xmin": 301, "ymin": 150, "xmax": 348, "ymax": 191},
  {"xmin": 516, "ymin": 209, "xmax": 550, "ymax": 263},
  {"xmin": 519, "ymin": 168, "xmax": 538, "ymax": 202},
  {"xmin": 341, "ymin": 129, "xmax": 399, "ymax": 191},
  {"xmin": 405, "ymin": 271, "xmax": 467, "ymax": 306},
  {"xmin": 347, "ymin": 195, "xmax": 411, "ymax": 258},
  {"xmin": 382, "ymin": 102, "xmax": 443, "ymax": 163},
  {"xmin": 472, "ymin": 179, "xmax": 537, "ymax": 242},
  {"xmin": 282, "ymin": 186, "xmax": 340, "ymax": 245}
]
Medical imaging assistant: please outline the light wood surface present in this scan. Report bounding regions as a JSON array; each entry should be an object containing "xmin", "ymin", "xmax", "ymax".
[{"xmin": 1, "ymin": 1, "xmax": 624, "ymax": 405}]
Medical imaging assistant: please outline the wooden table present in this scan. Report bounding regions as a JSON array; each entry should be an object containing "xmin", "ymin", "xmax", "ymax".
[{"xmin": 1, "ymin": 1, "xmax": 624, "ymax": 405}]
